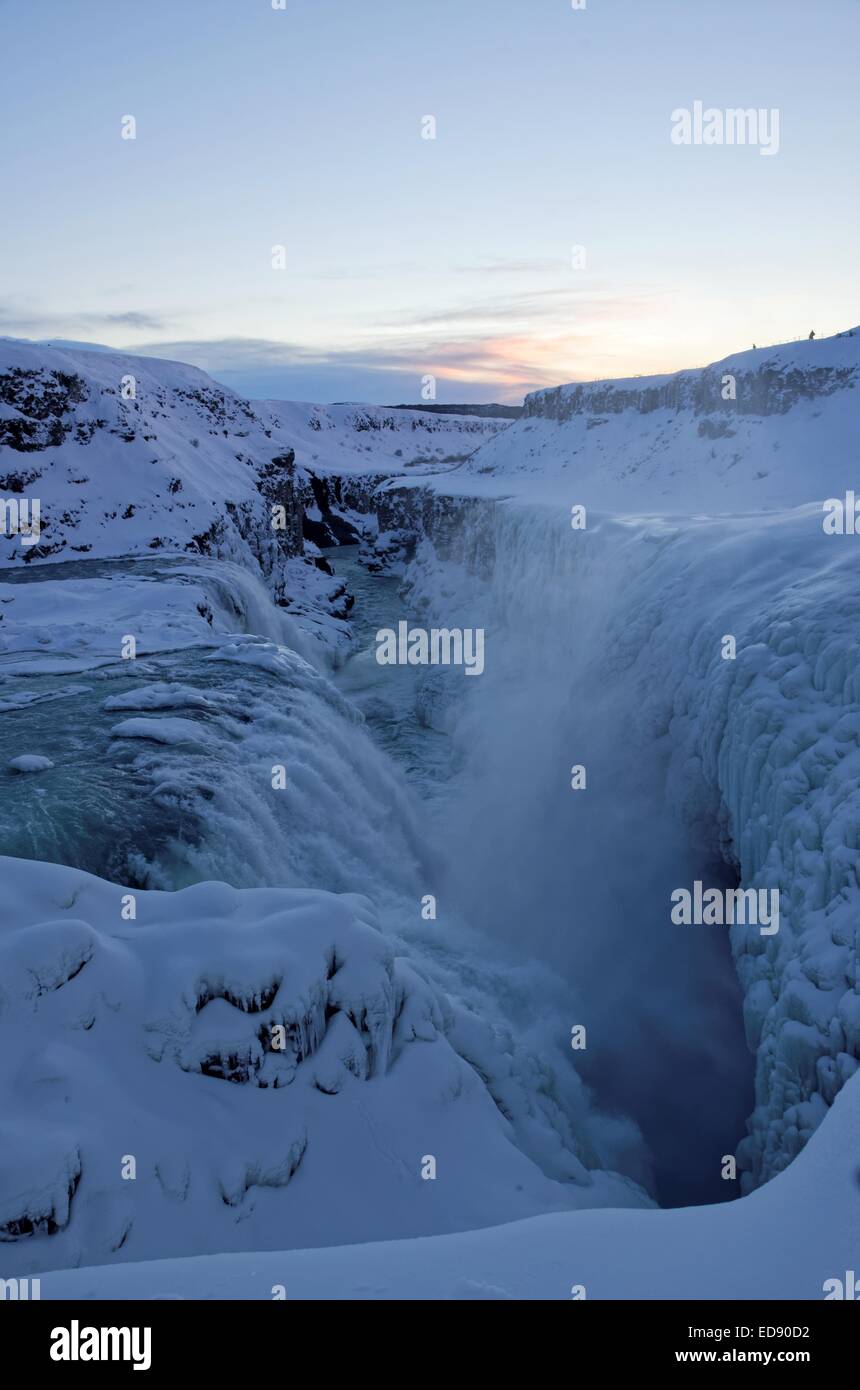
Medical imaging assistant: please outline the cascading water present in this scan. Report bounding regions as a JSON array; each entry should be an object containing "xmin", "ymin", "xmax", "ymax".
[
  {"xmin": 0, "ymin": 517, "xmax": 757, "ymax": 1212},
  {"xmin": 386, "ymin": 499, "xmax": 756, "ymax": 1206},
  {"xmin": 0, "ymin": 545, "xmax": 653, "ymax": 1212},
  {"xmin": 0, "ymin": 555, "xmax": 424, "ymax": 899}
]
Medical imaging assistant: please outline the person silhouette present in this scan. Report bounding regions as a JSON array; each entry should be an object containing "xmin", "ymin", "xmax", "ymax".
[{"xmin": 809, "ymin": 330, "xmax": 816, "ymax": 340}]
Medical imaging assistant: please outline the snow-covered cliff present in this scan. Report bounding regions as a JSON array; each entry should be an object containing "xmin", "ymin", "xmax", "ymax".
[
  {"xmin": 258, "ymin": 398, "xmax": 511, "ymax": 477},
  {"xmin": 0, "ymin": 338, "xmax": 508, "ymax": 576},
  {"xmin": 448, "ymin": 328, "xmax": 860, "ymax": 512},
  {"xmin": 0, "ymin": 340, "xmax": 303, "ymax": 572},
  {"xmin": 360, "ymin": 330, "xmax": 860, "ymax": 1193},
  {"xmin": 397, "ymin": 502, "xmax": 859, "ymax": 1191}
]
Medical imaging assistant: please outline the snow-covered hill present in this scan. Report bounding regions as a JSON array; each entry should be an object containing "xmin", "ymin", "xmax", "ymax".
[
  {"xmin": 0, "ymin": 339, "xmax": 303, "ymax": 573},
  {"xmin": 0, "ymin": 339, "xmax": 509, "ymax": 574}
]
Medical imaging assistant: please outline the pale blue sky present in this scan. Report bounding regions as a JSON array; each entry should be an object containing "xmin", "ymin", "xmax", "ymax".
[{"xmin": 1, "ymin": 0, "xmax": 858, "ymax": 402}]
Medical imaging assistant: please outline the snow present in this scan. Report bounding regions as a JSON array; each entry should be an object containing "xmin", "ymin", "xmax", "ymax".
[
  {"xmin": 109, "ymin": 717, "xmax": 211, "ymax": 746},
  {"xmin": 256, "ymin": 399, "xmax": 511, "ymax": 477},
  {"xmin": 7, "ymin": 754, "xmax": 54, "ymax": 773},
  {"xmin": 2, "ymin": 326, "xmax": 858, "ymax": 1298},
  {"xmin": 414, "ymin": 326, "xmax": 860, "ymax": 512},
  {"xmin": 103, "ymin": 684, "xmax": 225, "ymax": 713},
  {"xmin": 0, "ymin": 855, "xmax": 646, "ymax": 1279},
  {"xmin": 32, "ymin": 1069, "xmax": 860, "ymax": 1299}
]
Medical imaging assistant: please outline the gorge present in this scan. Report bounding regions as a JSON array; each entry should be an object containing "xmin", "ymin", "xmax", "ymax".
[{"xmin": 1, "ymin": 329, "xmax": 858, "ymax": 1299}]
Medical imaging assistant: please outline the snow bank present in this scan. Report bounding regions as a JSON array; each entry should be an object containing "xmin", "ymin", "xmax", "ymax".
[
  {"xmin": 0, "ymin": 856, "xmax": 646, "ymax": 1279},
  {"xmin": 33, "ymin": 1068, "xmax": 860, "ymax": 1300}
]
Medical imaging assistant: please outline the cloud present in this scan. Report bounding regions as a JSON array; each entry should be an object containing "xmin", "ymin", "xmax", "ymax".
[
  {"xmin": 103, "ymin": 311, "xmax": 166, "ymax": 330},
  {"xmin": 126, "ymin": 281, "xmax": 665, "ymax": 402},
  {"xmin": 0, "ymin": 304, "xmax": 168, "ymax": 337},
  {"xmin": 0, "ymin": 282, "xmax": 666, "ymax": 403},
  {"xmin": 394, "ymin": 284, "xmax": 659, "ymax": 330},
  {"xmin": 127, "ymin": 334, "xmax": 546, "ymax": 392},
  {"xmin": 125, "ymin": 335, "xmax": 539, "ymax": 404}
]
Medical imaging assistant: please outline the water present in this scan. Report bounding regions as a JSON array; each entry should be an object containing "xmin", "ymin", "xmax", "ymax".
[
  {"xmin": 323, "ymin": 545, "xmax": 454, "ymax": 791},
  {"xmin": 367, "ymin": 504, "xmax": 756, "ymax": 1208},
  {"xmin": 0, "ymin": 554, "xmax": 425, "ymax": 897},
  {"xmin": 0, "ymin": 532, "xmax": 754, "ymax": 1209}
]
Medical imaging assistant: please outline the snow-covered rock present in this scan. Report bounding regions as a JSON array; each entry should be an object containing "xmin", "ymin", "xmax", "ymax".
[
  {"xmin": 0, "ymin": 339, "xmax": 510, "ymax": 566},
  {"xmin": 0, "ymin": 340, "xmax": 303, "ymax": 578},
  {"xmin": 7, "ymin": 754, "xmax": 54, "ymax": 773}
]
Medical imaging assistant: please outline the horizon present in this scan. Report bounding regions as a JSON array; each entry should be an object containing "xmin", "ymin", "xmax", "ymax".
[{"xmin": 3, "ymin": 319, "xmax": 856, "ymax": 410}]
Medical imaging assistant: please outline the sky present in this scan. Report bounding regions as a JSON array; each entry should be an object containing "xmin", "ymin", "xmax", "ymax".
[{"xmin": 1, "ymin": 0, "xmax": 858, "ymax": 404}]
